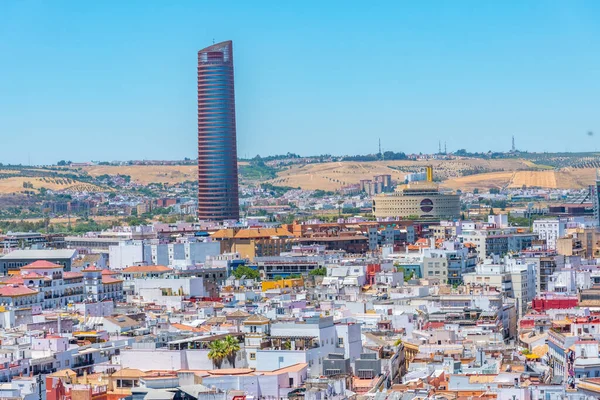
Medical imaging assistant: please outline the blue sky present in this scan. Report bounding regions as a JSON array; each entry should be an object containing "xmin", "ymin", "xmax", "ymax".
[{"xmin": 1, "ymin": 1, "xmax": 599, "ymax": 165}]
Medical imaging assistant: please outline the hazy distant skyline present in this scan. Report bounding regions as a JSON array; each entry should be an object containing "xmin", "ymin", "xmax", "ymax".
[{"xmin": 1, "ymin": 1, "xmax": 599, "ymax": 165}]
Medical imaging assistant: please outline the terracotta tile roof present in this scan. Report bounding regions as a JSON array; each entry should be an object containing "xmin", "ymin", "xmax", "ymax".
[
  {"xmin": 102, "ymin": 269, "xmax": 119, "ymax": 276},
  {"xmin": 122, "ymin": 265, "xmax": 173, "ymax": 273},
  {"xmin": 468, "ymin": 375, "xmax": 496, "ymax": 384},
  {"xmin": 102, "ymin": 276, "xmax": 123, "ymax": 284},
  {"xmin": 234, "ymin": 227, "xmax": 293, "ymax": 239},
  {"xmin": 243, "ymin": 314, "xmax": 270, "ymax": 324},
  {"xmin": 110, "ymin": 368, "xmax": 147, "ymax": 379},
  {"xmin": 424, "ymin": 321, "xmax": 445, "ymax": 330},
  {"xmin": 0, "ymin": 285, "xmax": 38, "ymax": 297},
  {"xmin": 226, "ymin": 309, "xmax": 250, "ymax": 319},
  {"xmin": 353, "ymin": 377, "xmax": 377, "ymax": 388},
  {"xmin": 82, "ymin": 266, "xmax": 102, "ymax": 272},
  {"xmin": 21, "ymin": 260, "xmax": 63, "ymax": 270},
  {"xmin": 49, "ymin": 369, "xmax": 77, "ymax": 378},
  {"xmin": 210, "ymin": 229, "xmax": 237, "ymax": 239},
  {"xmin": 63, "ymin": 272, "xmax": 83, "ymax": 279},
  {"xmin": 171, "ymin": 323, "xmax": 211, "ymax": 333},
  {"xmin": 204, "ymin": 316, "xmax": 227, "ymax": 325},
  {"xmin": 0, "ymin": 276, "xmax": 25, "ymax": 285}
]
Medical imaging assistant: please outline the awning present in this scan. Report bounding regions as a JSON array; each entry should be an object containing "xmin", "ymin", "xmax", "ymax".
[
  {"xmin": 78, "ymin": 348, "xmax": 100, "ymax": 355},
  {"xmin": 86, "ymin": 316, "xmax": 104, "ymax": 326},
  {"xmin": 31, "ymin": 356, "xmax": 55, "ymax": 365}
]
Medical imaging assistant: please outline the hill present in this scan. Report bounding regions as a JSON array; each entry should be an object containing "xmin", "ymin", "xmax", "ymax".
[
  {"xmin": 81, "ymin": 163, "xmax": 249, "ymax": 185},
  {"xmin": 267, "ymin": 159, "xmax": 541, "ymax": 191},
  {"xmin": 0, "ymin": 176, "xmax": 105, "ymax": 194},
  {"xmin": 81, "ymin": 165, "xmax": 198, "ymax": 185},
  {"xmin": 0, "ymin": 158, "xmax": 585, "ymax": 194},
  {"xmin": 440, "ymin": 168, "xmax": 597, "ymax": 190},
  {"xmin": 76, "ymin": 160, "xmax": 598, "ymax": 191}
]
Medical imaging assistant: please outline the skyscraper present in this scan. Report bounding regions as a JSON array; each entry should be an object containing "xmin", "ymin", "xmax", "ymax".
[{"xmin": 197, "ymin": 40, "xmax": 240, "ymax": 221}]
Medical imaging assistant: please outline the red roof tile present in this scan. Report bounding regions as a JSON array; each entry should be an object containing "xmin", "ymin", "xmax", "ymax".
[
  {"xmin": 0, "ymin": 285, "xmax": 38, "ymax": 297},
  {"xmin": 122, "ymin": 265, "xmax": 172, "ymax": 273},
  {"xmin": 101, "ymin": 270, "xmax": 119, "ymax": 276},
  {"xmin": 21, "ymin": 260, "xmax": 63, "ymax": 270},
  {"xmin": 102, "ymin": 276, "xmax": 123, "ymax": 284},
  {"xmin": 424, "ymin": 321, "xmax": 445, "ymax": 330},
  {"xmin": 1, "ymin": 276, "xmax": 24, "ymax": 285}
]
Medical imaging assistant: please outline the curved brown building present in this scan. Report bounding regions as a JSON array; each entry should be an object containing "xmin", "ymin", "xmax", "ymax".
[{"xmin": 197, "ymin": 40, "xmax": 240, "ymax": 221}]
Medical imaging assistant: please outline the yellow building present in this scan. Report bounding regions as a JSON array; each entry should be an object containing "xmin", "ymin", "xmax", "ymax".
[
  {"xmin": 561, "ymin": 227, "xmax": 600, "ymax": 258},
  {"xmin": 372, "ymin": 182, "xmax": 460, "ymax": 219},
  {"xmin": 261, "ymin": 277, "xmax": 304, "ymax": 292}
]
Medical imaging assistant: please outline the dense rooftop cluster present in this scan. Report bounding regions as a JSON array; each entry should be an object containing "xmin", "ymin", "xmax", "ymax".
[{"xmin": 0, "ymin": 211, "xmax": 598, "ymax": 399}]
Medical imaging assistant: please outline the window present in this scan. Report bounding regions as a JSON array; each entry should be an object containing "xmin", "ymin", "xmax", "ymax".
[
  {"xmin": 338, "ymin": 338, "xmax": 344, "ymax": 346},
  {"xmin": 249, "ymin": 353, "xmax": 256, "ymax": 360}
]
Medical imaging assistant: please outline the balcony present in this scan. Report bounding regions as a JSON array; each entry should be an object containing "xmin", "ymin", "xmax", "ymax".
[
  {"xmin": 72, "ymin": 357, "xmax": 94, "ymax": 368},
  {"xmin": 261, "ymin": 336, "xmax": 320, "ymax": 351}
]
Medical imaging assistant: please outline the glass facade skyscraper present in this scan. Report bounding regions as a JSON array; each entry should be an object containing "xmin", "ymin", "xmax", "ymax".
[{"xmin": 197, "ymin": 40, "xmax": 240, "ymax": 221}]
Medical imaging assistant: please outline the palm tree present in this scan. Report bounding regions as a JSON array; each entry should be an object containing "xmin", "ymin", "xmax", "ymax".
[
  {"xmin": 208, "ymin": 340, "xmax": 226, "ymax": 369},
  {"xmin": 224, "ymin": 335, "xmax": 241, "ymax": 368}
]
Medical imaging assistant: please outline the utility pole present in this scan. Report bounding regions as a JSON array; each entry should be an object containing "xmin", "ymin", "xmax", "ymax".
[{"xmin": 37, "ymin": 373, "xmax": 43, "ymax": 400}]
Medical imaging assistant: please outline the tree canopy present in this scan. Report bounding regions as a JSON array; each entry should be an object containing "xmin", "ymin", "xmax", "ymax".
[
  {"xmin": 231, "ymin": 265, "xmax": 260, "ymax": 280},
  {"xmin": 309, "ymin": 267, "xmax": 327, "ymax": 276}
]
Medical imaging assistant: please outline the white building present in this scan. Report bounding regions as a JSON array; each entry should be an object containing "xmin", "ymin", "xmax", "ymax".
[
  {"xmin": 254, "ymin": 316, "xmax": 339, "ymax": 377},
  {"xmin": 109, "ymin": 240, "xmax": 220, "ymax": 269},
  {"xmin": 2, "ymin": 261, "xmax": 86, "ymax": 309},
  {"xmin": 533, "ymin": 218, "xmax": 567, "ymax": 250},
  {"xmin": 127, "ymin": 277, "xmax": 207, "ymax": 309},
  {"xmin": 463, "ymin": 257, "xmax": 536, "ymax": 317},
  {"xmin": 548, "ymin": 269, "xmax": 577, "ymax": 294}
]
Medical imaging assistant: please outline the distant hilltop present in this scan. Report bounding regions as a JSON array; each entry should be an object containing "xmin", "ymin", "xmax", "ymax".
[{"xmin": 52, "ymin": 149, "xmax": 600, "ymax": 168}]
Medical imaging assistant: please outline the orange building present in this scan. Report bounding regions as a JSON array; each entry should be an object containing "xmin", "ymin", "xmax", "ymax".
[
  {"xmin": 46, "ymin": 374, "xmax": 108, "ymax": 400},
  {"xmin": 211, "ymin": 227, "xmax": 295, "ymax": 260}
]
